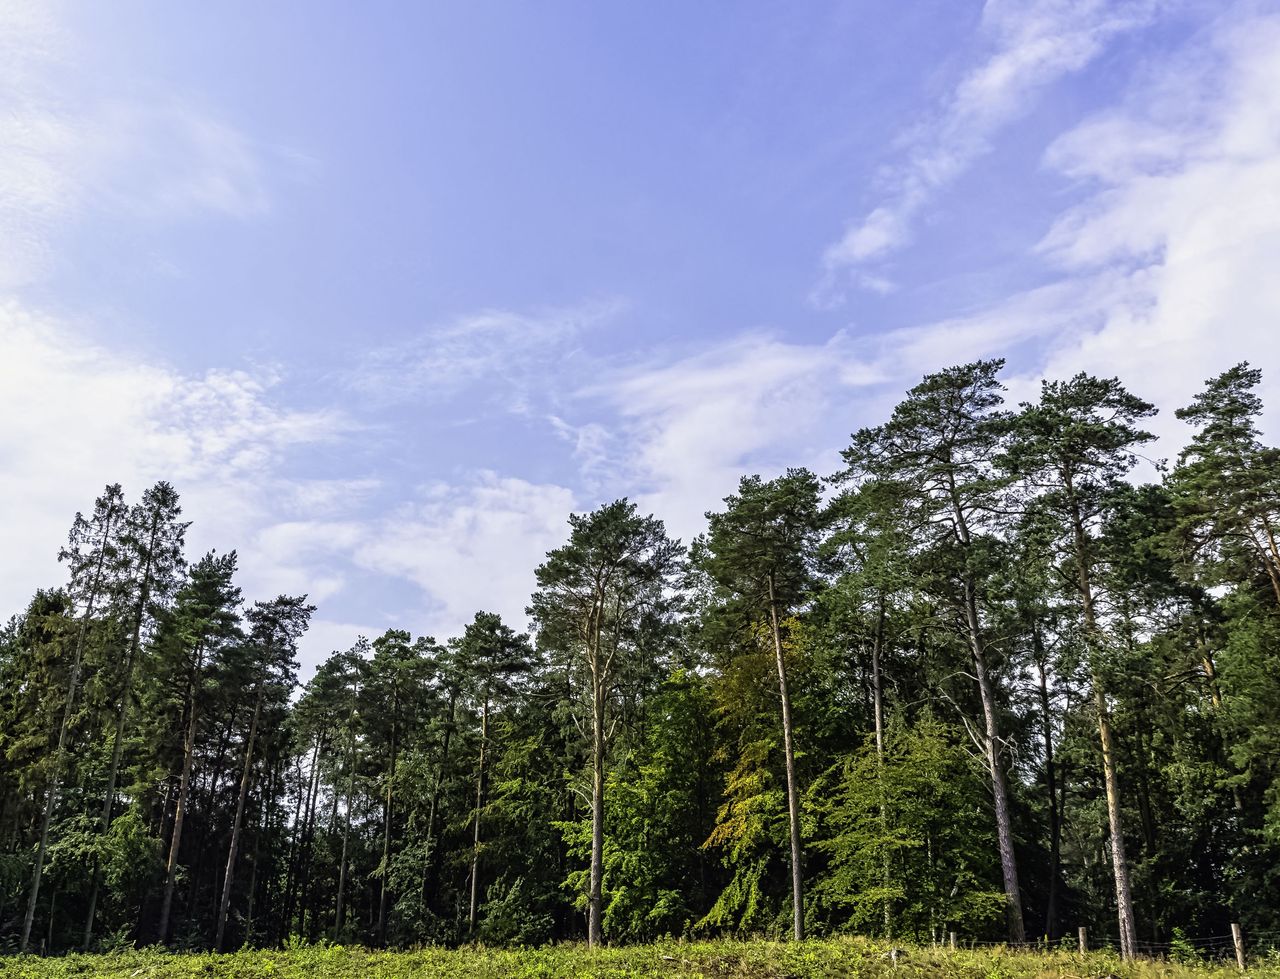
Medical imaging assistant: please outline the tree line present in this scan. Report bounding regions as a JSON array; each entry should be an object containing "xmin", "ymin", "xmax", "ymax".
[{"xmin": 2, "ymin": 359, "xmax": 1278, "ymax": 958}]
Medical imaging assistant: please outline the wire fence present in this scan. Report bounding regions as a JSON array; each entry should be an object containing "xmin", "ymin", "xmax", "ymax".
[{"xmin": 932, "ymin": 928, "xmax": 1280, "ymax": 962}]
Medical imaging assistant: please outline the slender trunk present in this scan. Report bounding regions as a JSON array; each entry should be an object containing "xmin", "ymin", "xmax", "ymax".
[
  {"xmin": 968, "ymin": 616, "xmax": 1025, "ymax": 944},
  {"xmin": 424, "ymin": 690, "xmax": 457, "ymax": 906},
  {"xmin": 1067, "ymin": 488, "xmax": 1138, "ymax": 959},
  {"xmin": 1035, "ymin": 649, "xmax": 1061, "ymax": 941},
  {"xmin": 245, "ymin": 816, "xmax": 261, "ymax": 941},
  {"xmin": 946, "ymin": 475, "xmax": 1023, "ymax": 944},
  {"xmin": 469, "ymin": 695, "xmax": 489, "ymax": 935},
  {"xmin": 377, "ymin": 704, "xmax": 397, "ymax": 946},
  {"xmin": 85, "ymin": 516, "xmax": 159, "ymax": 950},
  {"xmin": 159, "ymin": 646, "xmax": 204, "ymax": 943},
  {"xmin": 20, "ymin": 507, "xmax": 118, "ymax": 953},
  {"xmin": 871, "ymin": 595, "xmax": 890, "ymax": 933},
  {"xmin": 335, "ymin": 720, "xmax": 357, "ymax": 939},
  {"xmin": 83, "ymin": 634, "xmax": 139, "ymax": 950},
  {"xmin": 217, "ymin": 684, "xmax": 264, "ymax": 951},
  {"xmin": 588, "ymin": 652, "xmax": 605, "ymax": 948},
  {"xmin": 297, "ymin": 740, "xmax": 323, "ymax": 938},
  {"xmin": 768, "ymin": 574, "xmax": 804, "ymax": 941},
  {"xmin": 281, "ymin": 752, "xmax": 306, "ymax": 932}
]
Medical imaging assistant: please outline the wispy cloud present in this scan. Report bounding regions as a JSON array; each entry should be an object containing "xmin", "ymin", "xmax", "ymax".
[
  {"xmin": 817, "ymin": 0, "xmax": 1160, "ymax": 300},
  {"xmin": 0, "ymin": 302, "xmax": 355, "ymax": 628},
  {"xmin": 0, "ymin": 2, "xmax": 277, "ymax": 289},
  {"xmin": 346, "ymin": 299, "xmax": 624, "ymax": 410},
  {"xmin": 352, "ymin": 472, "xmax": 576, "ymax": 639},
  {"xmin": 1024, "ymin": 7, "xmax": 1280, "ymax": 444}
]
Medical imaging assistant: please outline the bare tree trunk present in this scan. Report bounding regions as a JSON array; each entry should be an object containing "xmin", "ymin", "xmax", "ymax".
[
  {"xmin": 217, "ymin": 686, "xmax": 263, "ymax": 951},
  {"xmin": 1036, "ymin": 650, "xmax": 1061, "ymax": 941},
  {"xmin": 1067, "ymin": 489, "xmax": 1137, "ymax": 959},
  {"xmin": 871, "ymin": 595, "xmax": 890, "ymax": 933},
  {"xmin": 968, "ymin": 620, "xmax": 1026, "ymax": 945},
  {"xmin": 468, "ymin": 695, "xmax": 489, "ymax": 935},
  {"xmin": 83, "ymin": 633, "xmax": 138, "ymax": 950},
  {"xmin": 21, "ymin": 505, "xmax": 118, "ymax": 953},
  {"xmin": 768, "ymin": 574, "xmax": 805, "ymax": 941},
  {"xmin": 335, "ymin": 723, "xmax": 357, "ymax": 939},
  {"xmin": 377, "ymin": 710, "xmax": 397, "ymax": 945},
  {"xmin": 588, "ymin": 661, "xmax": 605, "ymax": 948},
  {"xmin": 423, "ymin": 690, "xmax": 456, "ymax": 908},
  {"xmin": 159, "ymin": 647, "xmax": 204, "ymax": 943},
  {"xmin": 946, "ymin": 477, "xmax": 1024, "ymax": 945}
]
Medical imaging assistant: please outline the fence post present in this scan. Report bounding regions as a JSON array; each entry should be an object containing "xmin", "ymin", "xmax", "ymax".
[
  {"xmin": 1078, "ymin": 927, "xmax": 1087, "ymax": 954},
  {"xmin": 949, "ymin": 931, "xmax": 957, "ymax": 950},
  {"xmin": 1232, "ymin": 923, "xmax": 1245, "ymax": 971}
]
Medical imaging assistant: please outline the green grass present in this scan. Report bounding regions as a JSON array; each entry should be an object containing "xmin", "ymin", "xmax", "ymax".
[{"xmin": 0, "ymin": 939, "xmax": 1273, "ymax": 979}]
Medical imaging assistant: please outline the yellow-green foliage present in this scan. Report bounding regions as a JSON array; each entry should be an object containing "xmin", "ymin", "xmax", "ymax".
[{"xmin": 1, "ymin": 939, "xmax": 1274, "ymax": 979}]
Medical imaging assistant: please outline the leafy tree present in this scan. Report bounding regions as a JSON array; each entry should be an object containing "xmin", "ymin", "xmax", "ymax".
[
  {"xmin": 19, "ymin": 484, "xmax": 127, "ymax": 952},
  {"xmin": 529, "ymin": 500, "xmax": 683, "ymax": 946},
  {"xmin": 85, "ymin": 481, "xmax": 188, "ymax": 949},
  {"xmin": 149, "ymin": 550, "xmax": 243, "ymax": 943},
  {"xmin": 694, "ymin": 470, "xmax": 822, "ymax": 940},
  {"xmin": 811, "ymin": 714, "xmax": 1007, "ymax": 939},
  {"xmin": 836, "ymin": 362, "xmax": 1026, "ymax": 943},
  {"xmin": 453, "ymin": 612, "xmax": 533, "ymax": 935},
  {"xmin": 1170, "ymin": 363, "xmax": 1280, "ymax": 604},
  {"xmin": 1004, "ymin": 372, "xmax": 1157, "ymax": 958},
  {"xmin": 216, "ymin": 595, "xmax": 313, "ymax": 950}
]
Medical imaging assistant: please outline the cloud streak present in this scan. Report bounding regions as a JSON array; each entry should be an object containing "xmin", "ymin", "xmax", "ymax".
[
  {"xmin": 346, "ymin": 299, "xmax": 624, "ymax": 411},
  {"xmin": 818, "ymin": 0, "xmax": 1160, "ymax": 297}
]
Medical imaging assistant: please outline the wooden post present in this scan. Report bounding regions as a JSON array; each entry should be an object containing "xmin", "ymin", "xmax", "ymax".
[
  {"xmin": 1078, "ymin": 926, "xmax": 1087, "ymax": 953},
  {"xmin": 1232, "ymin": 923, "xmax": 1245, "ymax": 971},
  {"xmin": 949, "ymin": 931, "xmax": 957, "ymax": 950}
]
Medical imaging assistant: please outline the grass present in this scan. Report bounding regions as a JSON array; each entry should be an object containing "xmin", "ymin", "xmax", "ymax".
[{"xmin": 0, "ymin": 938, "xmax": 1274, "ymax": 979}]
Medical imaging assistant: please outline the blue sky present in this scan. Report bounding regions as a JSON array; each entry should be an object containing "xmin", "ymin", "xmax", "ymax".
[{"xmin": 4, "ymin": 0, "xmax": 1279, "ymax": 673}]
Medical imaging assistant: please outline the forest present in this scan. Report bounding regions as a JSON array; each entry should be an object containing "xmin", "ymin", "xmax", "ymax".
[{"xmin": 2, "ymin": 358, "xmax": 1279, "ymax": 961}]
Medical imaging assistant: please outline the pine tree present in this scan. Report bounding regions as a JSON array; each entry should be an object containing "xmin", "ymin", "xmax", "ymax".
[
  {"xmin": 695, "ymin": 469, "xmax": 822, "ymax": 941},
  {"xmin": 529, "ymin": 500, "xmax": 683, "ymax": 947}
]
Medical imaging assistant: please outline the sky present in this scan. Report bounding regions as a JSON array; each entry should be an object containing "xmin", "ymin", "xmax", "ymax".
[{"xmin": 3, "ymin": 0, "xmax": 1279, "ymax": 677}]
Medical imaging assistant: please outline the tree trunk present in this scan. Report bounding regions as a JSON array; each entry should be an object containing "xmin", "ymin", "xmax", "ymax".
[
  {"xmin": 871, "ymin": 595, "xmax": 890, "ymax": 933},
  {"xmin": 217, "ymin": 684, "xmax": 264, "ymax": 951},
  {"xmin": 1035, "ymin": 649, "xmax": 1061, "ymax": 941},
  {"xmin": 970, "ymin": 630, "xmax": 1026, "ymax": 944},
  {"xmin": 159, "ymin": 646, "xmax": 204, "ymax": 943},
  {"xmin": 377, "ymin": 706, "xmax": 397, "ymax": 945},
  {"xmin": 335, "ymin": 721, "xmax": 357, "ymax": 939},
  {"xmin": 424, "ymin": 690, "xmax": 456, "ymax": 908},
  {"xmin": 1068, "ymin": 488, "xmax": 1138, "ymax": 960},
  {"xmin": 20, "ymin": 505, "xmax": 118, "ymax": 953},
  {"xmin": 85, "ymin": 514, "xmax": 159, "ymax": 950},
  {"xmin": 768, "ymin": 573, "xmax": 804, "ymax": 941},
  {"xmin": 588, "ymin": 657, "xmax": 605, "ymax": 948},
  {"xmin": 469, "ymin": 694, "xmax": 489, "ymax": 935},
  {"xmin": 946, "ymin": 476, "xmax": 1024, "ymax": 944}
]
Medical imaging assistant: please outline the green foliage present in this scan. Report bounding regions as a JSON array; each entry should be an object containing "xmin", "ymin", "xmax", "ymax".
[
  {"xmin": 811, "ymin": 715, "xmax": 1006, "ymax": 939},
  {"xmin": 1, "ymin": 940, "xmax": 1276, "ymax": 979},
  {"xmin": 5, "ymin": 361, "xmax": 1280, "ymax": 956}
]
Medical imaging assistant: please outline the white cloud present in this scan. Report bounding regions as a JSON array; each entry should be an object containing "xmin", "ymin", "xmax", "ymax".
[
  {"xmin": 347, "ymin": 300, "xmax": 623, "ymax": 410},
  {"xmin": 0, "ymin": 2, "xmax": 273, "ymax": 289},
  {"xmin": 819, "ymin": 0, "xmax": 1160, "ymax": 295},
  {"xmin": 1022, "ymin": 8, "xmax": 1280, "ymax": 445},
  {"xmin": 352, "ymin": 472, "xmax": 576, "ymax": 639},
  {"xmin": 576, "ymin": 333, "xmax": 884, "ymax": 539},
  {"xmin": 0, "ymin": 303, "xmax": 352, "ymax": 621}
]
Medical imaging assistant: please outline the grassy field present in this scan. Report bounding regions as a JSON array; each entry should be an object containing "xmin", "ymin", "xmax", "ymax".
[{"xmin": 0, "ymin": 939, "xmax": 1275, "ymax": 979}]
